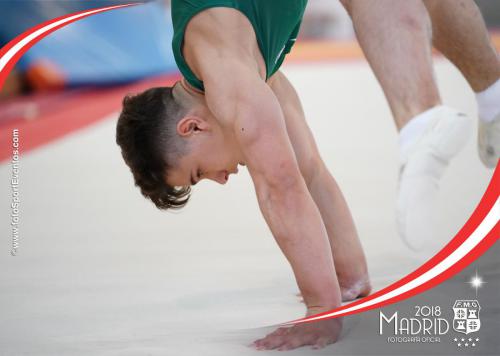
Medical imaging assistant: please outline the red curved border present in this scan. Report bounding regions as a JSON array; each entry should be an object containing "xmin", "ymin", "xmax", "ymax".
[{"xmin": 0, "ymin": 3, "xmax": 138, "ymax": 90}]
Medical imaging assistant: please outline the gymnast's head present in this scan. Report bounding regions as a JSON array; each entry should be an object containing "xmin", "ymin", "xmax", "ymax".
[{"xmin": 116, "ymin": 80, "xmax": 241, "ymax": 210}]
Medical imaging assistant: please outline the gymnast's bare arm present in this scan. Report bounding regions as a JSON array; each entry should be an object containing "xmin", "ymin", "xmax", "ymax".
[
  {"xmin": 182, "ymin": 8, "xmax": 343, "ymax": 350},
  {"xmin": 206, "ymin": 61, "xmax": 343, "ymax": 351}
]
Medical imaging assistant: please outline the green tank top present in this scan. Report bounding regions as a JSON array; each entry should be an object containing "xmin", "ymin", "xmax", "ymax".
[{"xmin": 171, "ymin": 0, "xmax": 307, "ymax": 91}]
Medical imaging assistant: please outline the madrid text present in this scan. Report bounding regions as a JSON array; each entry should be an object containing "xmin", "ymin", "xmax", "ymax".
[{"xmin": 380, "ymin": 306, "xmax": 449, "ymax": 343}]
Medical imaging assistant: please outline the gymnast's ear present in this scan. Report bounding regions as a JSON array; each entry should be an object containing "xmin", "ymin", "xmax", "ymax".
[{"xmin": 177, "ymin": 116, "xmax": 210, "ymax": 137}]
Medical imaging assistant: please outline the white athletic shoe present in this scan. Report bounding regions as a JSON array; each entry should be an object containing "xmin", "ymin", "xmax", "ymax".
[
  {"xmin": 397, "ymin": 107, "xmax": 472, "ymax": 251},
  {"xmin": 478, "ymin": 112, "xmax": 500, "ymax": 168}
]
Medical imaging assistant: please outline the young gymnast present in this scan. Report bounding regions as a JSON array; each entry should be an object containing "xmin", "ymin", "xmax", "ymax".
[
  {"xmin": 116, "ymin": 0, "xmax": 370, "ymax": 350},
  {"xmin": 116, "ymin": 0, "xmax": 500, "ymax": 350}
]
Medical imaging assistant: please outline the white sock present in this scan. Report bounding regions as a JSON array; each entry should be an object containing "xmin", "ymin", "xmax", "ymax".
[
  {"xmin": 476, "ymin": 78, "xmax": 500, "ymax": 123},
  {"xmin": 399, "ymin": 105, "xmax": 444, "ymax": 153}
]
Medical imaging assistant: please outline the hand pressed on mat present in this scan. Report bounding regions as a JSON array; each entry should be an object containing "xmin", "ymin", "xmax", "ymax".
[{"xmin": 251, "ymin": 311, "xmax": 342, "ymax": 351}]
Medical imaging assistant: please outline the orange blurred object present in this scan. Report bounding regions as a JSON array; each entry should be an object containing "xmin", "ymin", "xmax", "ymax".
[{"xmin": 25, "ymin": 59, "xmax": 66, "ymax": 91}]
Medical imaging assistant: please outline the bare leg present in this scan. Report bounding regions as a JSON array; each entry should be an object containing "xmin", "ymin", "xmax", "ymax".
[
  {"xmin": 340, "ymin": 0, "xmax": 478, "ymax": 248},
  {"xmin": 423, "ymin": 0, "xmax": 500, "ymax": 168},
  {"xmin": 423, "ymin": 0, "xmax": 500, "ymax": 92},
  {"xmin": 340, "ymin": 0, "xmax": 441, "ymax": 130}
]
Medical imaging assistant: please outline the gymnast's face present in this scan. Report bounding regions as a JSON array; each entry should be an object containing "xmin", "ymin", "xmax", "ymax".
[{"xmin": 165, "ymin": 112, "xmax": 242, "ymax": 187}]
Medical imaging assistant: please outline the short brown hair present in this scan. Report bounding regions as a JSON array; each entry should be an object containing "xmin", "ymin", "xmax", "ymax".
[{"xmin": 116, "ymin": 86, "xmax": 190, "ymax": 209}]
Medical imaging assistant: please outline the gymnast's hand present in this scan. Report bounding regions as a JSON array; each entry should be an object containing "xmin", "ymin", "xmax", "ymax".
[{"xmin": 251, "ymin": 309, "xmax": 342, "ymax": 351}]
